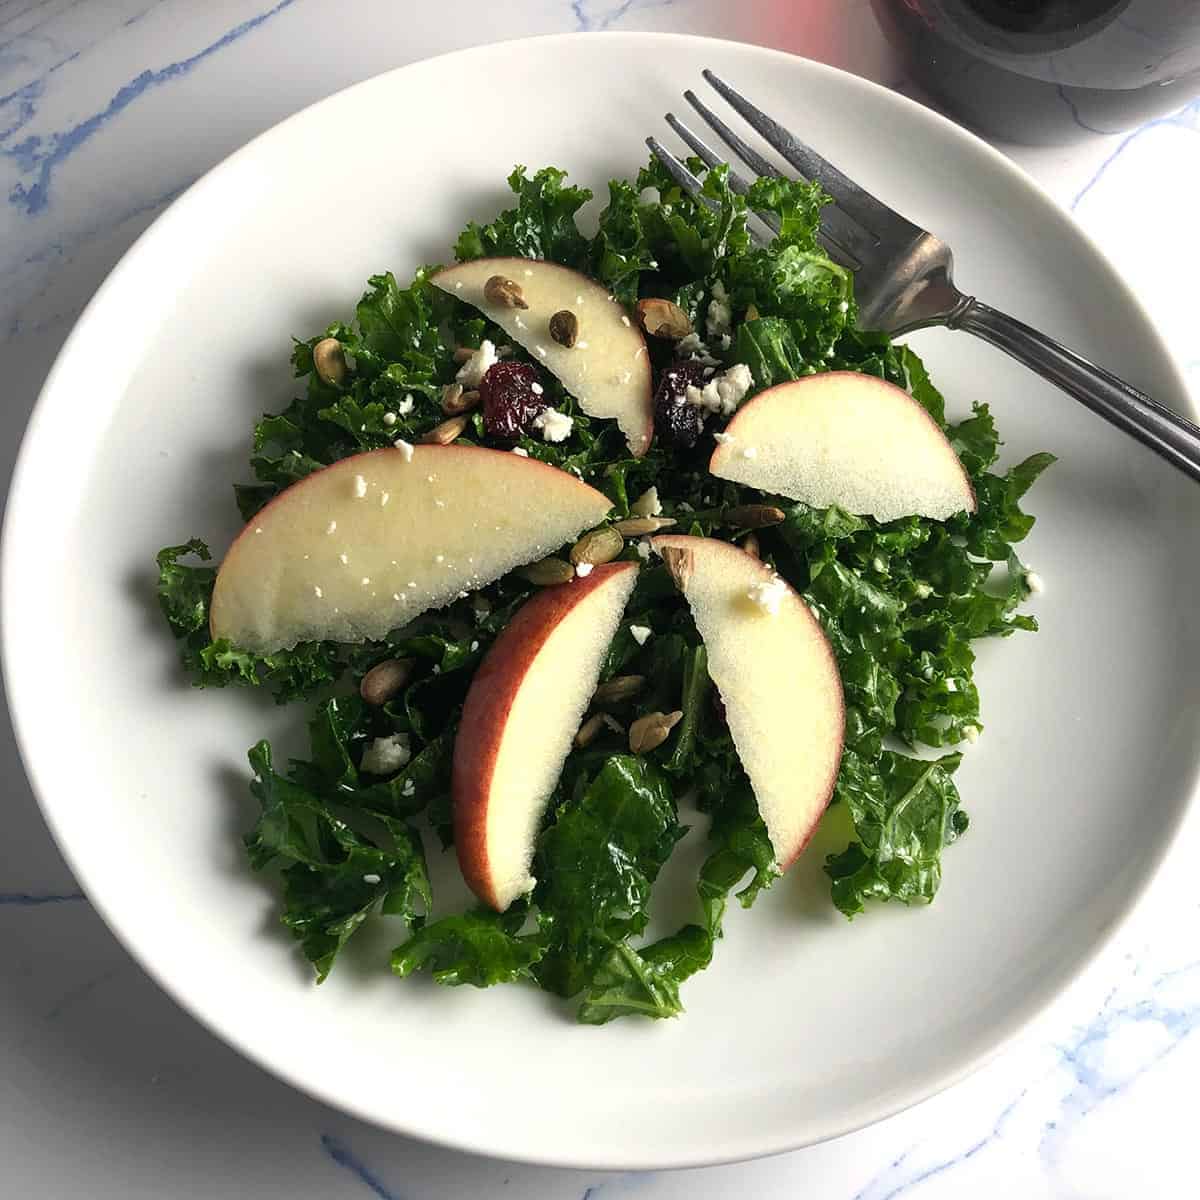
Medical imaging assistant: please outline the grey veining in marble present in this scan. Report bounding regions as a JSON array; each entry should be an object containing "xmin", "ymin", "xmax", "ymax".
[{"xmin": 2, "ymin": 2, "xmax": 1197, "ymax": 1197}]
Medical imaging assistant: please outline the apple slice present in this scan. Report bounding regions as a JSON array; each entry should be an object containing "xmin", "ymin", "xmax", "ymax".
[
  {"xmin": 453, "ymin": 561, "xmax": 639, "ymax": 911},
  {"xmin": 650, "ymin": 534, "xmax": 844, "ymax": 869},
  {"xmin": 210, "ymin": 445, "xmax": 611, "ymax": 653},
  {"xmin": 431, "ymin": 257, "xmax": 654, "ymax": 457},
  {"xmin": 710, "ymin": 372, "xmax": 975, "ymax": 523}
]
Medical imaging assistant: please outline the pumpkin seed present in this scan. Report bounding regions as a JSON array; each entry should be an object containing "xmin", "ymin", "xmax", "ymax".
[
  {"xmin": 635, "ymin": 298, "xmax": 692, "ymax": 340},
  {"xmin": 312, "ymin": 337, "xmax": 348, "ymax": 386},
  {"xmin": 421, "ymin": 415, "xmax": 469, "ymax": 445},
  {"xmin": 548, "ymin": 309, "xmax": 579, "ymax": 348},
  {"xmin": 628, "ymin": 710, "xmax": 683, "ymax": 755},
  {"xmin": 612, "ymin": 516, "xmax": 675, "ymax": 537},
  {"xmin": 359, "ymin": 658, "xmax": 414, "ymax": 706},
  {"xmin": 570, "ymin": 526, "xmax": 623, "ymax": 565},
  {"xmin": 723, "ymin": 504, "xmax": 786, "ymax": 530},
  {"xmin": 516, "ymin": 557, "xmax": 575, "ymax": 586},
  {"xmin": 592, "ymin": 674, "xmax": 645, "ymax": 706},
  {"xmin": 443, "ymin": 385, "xmax": 479, "ymax": 416},
  {"xmin": 484, "ymin": 275, "xmax": 529, "ymax": 309},
  {"xmin": 574, "ymin": 713, "xmax": 606, "ymax": 749}
]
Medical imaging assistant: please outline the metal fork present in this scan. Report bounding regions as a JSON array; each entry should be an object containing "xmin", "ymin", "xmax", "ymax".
[{"xmin": 648, "ymin": 70, "xmax": 1200, "ymax": 483}]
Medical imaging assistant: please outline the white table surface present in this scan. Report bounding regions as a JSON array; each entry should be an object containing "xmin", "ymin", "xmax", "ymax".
[{"xmin": 3, "ymin": 2, "xmax": 1199, "ymax": 1196}]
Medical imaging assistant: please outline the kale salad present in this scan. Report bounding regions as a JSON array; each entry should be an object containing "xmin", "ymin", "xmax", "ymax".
[{"xmin": 156, "ymin": 158, "xmax": 1053, "ymax": 1024}]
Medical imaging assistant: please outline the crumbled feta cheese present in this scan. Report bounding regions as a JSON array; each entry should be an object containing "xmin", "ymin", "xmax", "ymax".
[
  {"xmin": 713, "ymin": 431, "xmax": 734, "ymax": 445},
  {"xmin": 339, "ymin": 553, "xmax": 349, "ymax": 565},
  {"xmin": 313, "ymin": 586, "xmax": 323, "ymax": 599},
  {"xmin": 254, "ymin": 527, "xmax": 263, "ymax": 535},
  {"xmin": 362, "ymin": 873, "xmax": 381, "ymax": 885},
  {"xmin": 629, "ymin": 624, "xmax": 652, "ymax": 646},
  {"xmin": 470, "ymin": 641, "xmax": 479, "ymax": 652},
  {"xmin": 455, "ymin": 340, "xmax": 497, "ymax": 388},
  {"xmin": 534, "ymin": 408, "xmax": 573, "ymax": 443},
  {"xmin": 685, "ymin": 363, "xmax": 754, "ymax": 418},
  {"xmin": 361, "ymin": 577, "xmax": 370, "ymax": 586},
  {"xmin": 435, "ymin": 554, "xmax": 444, "ymax": 563},
  {"xmin": 621, "ymin": 315, "xmax": 631, "ymax": 327},
  {"xmin": 575, "ymin": 562, "xmax": 594, "ymax": 578},
  {"xmin": 630, "ymin": 486, "xmax": 662, "ymax": 518},
  {"xmin": 913, "ymin": 581, "xmax": 933, "ymax": 599},
  {"xmin": 746, "ymin": 575, "xmax": 787, "ymax": 615},
  {"xmin": 963, "ymin": 724, "xmax": 980, "ymax": 744},
  {"xmin": 872, "ymin": 556, "xmax": 886, "ymax": 573},
  {"xmin": 511, "ymin": 447, "xmax": 529, "ymax": 457},
  {"xmin": 635, "ymin": 539, "xmax": 651, "ymax": 561},
  {"xmin": 719, "ymin": 333, "xmax": 732, "ymax": 350},
  {"xmin": 524, "ymin": 268, "xmax": 533, "ymax": 277},
  {"xmin": 360, "ymin": 733, "xmax": 411, "ymax": 776},
  {"xmin": 530, "ymin": 381, "xmax": 544, "ymax": 396},
  {"xmin": 397, "ymin": 394, "xmax": 414, "ymax": 416},
  {"xmin": 742, "ymin": 446, "xmax": 758, "ymax": 459},
  {"xmin": 577, "ymin": 340, "xmax": 589, "ymax": 349},
  {"xmin": 401, "ymin": 779, "xmax": 416, "ymax": 798},
  {"xmin": 326, "ymin": 520, "xmax": 337, "ymax": 535},
  {"xmin": 393, "ymin": 438, "xmax": 414, "ymax": 461},
  {"xmin": 382, "ymin": 412, "xmax": 397, "ymax": 427},
  {"xmin": 380, "ymin": 491, "xmax": 390, "ymax": 507},
  {"xmin": 716, "ymin": 363, "xmax": 753, "ymax": 413},
  {"xmin": 706, "ymin": 280, "xmax": 732, "ymax": 338},
  {"xmin": 1025, "ymin": 570, "xmax": 1045, "ymax": 595},
  {"xmin": 945, "ymin": 678, "xmax": 958, "ymax": 693},
  {"xmin": 353, "ymin": 474, "xmax": 367, "ymax": 499}
]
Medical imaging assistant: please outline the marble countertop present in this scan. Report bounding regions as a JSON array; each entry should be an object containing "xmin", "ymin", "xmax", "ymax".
[{"xmin": 3, "ymin": 3, "xmax": 1198, "ymax": 1196}]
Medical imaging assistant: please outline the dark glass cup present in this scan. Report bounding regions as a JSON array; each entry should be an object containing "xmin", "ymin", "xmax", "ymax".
[{"xmin": 872, "ymin": 0, "xmax": 1200, "ymax": 144}]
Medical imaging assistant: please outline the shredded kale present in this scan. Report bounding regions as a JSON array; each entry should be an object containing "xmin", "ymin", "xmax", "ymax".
[{"xmin": 156, "ymin": 156, "xmax": 1053, "ymax": 1016}]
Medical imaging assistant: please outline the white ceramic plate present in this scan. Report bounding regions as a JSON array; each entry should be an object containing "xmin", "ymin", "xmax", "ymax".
[{"xmin": 5, "ymin": 33, "xmax": 1199, "ymax": 1170}]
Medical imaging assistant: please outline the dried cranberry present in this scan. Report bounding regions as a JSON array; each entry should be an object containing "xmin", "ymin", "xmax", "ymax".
[
  {"xmin": 653, "ymin": 362, "xmax": 707, "ymax": 448},
  {"xmin": 479, "ymin": 362, "xmax": 546, "ymax": 442}
]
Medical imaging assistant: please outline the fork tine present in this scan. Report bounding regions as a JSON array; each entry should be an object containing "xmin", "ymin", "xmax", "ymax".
[
  {"xmin": 663, "ymin": 114, "xmax": 781, "ymax": 238},
  {"xmin": 665, "ymin": 113, "xmax": 752, "ymax": 189},
  {"xmin": 645, "ymin": 136, "xmax": 716, "ymax": 208},
  {"xmin": 681, "ymin": 90, "xmax": 866, "ymax": 267},
  {"xmin": 683, "ymin": 88, "xmax": 783, "ymax": 184},
  {"xmin": 702, "ymin": 69, "xmax": 920, "ymax": 240},
  {"xmin": 647, "ymin": 134, "xmax": 858, "ymax": 272}
]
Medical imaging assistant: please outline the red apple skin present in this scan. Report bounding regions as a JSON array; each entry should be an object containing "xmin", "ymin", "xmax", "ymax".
[
  {"xmin": 453, "ymin": 561, "xmax": 638, "ymax": 909},
  {"xmin": 208, "ymin": 443, "xmax": 611, "ymax": 645}
]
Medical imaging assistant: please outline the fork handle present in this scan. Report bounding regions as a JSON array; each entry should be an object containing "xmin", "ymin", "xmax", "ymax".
[{"xmin": 950, "ymin": 299, "xmax": 1200, "ymax": 484}]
